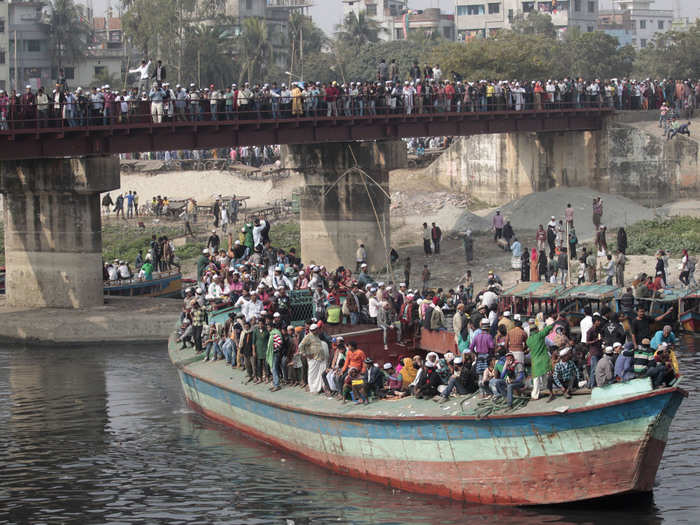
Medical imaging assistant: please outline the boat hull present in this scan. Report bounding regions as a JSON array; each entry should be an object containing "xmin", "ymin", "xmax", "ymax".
[
  {"xmin": 104, "ymin": 272, "xmax": 183, "ymax": 298},
  {"xmin": 172, "ymin": 343, "xmax": 684, "ymax": 505},
  {"xmin": 680, "ymin": 311, "xmax": 699, "ymax": 333}
]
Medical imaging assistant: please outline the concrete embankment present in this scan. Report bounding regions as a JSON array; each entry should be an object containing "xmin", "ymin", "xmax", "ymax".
[{"xmin": 0, "ymin": 296, "xmax": 180, "ymax": 345}]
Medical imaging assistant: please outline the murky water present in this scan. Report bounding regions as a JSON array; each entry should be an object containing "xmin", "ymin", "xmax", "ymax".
[{"xmin": 0, "ymin": 338, "xmax": 698, "ymax": 524}]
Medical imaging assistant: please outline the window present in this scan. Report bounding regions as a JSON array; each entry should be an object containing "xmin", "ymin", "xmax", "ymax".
[
  {"xmin": 522, "ymin": 1, "xmax": 534, "ymax": 12},
  {"xmin": 639, "ymin": 20, "xmax": 646, "ymax": 29},
  {"xmin": 366, "ymin": 4, "xmax": 377, "ymax": 16},
  {"xmin": 0, "ymin": 81, "xmax": 5, "ymax": 92},
  {"xmin": 574, "ymin": 0, "xmax": 580, "ymax": 11},
  {"xmin": 395, "ymin": 28, "xmax": 402, "ymax": 39},
  {"xmin": 245, "ymin": 0, "xmax": 252, "ymax": 10},
  {"xmin": 587, "ymin": 1, "xmax": 595, "ymax": 12},
  {"xmin": 442, "ymin": 26, "xmax": 452, "ymax": 38},
  {"xmin": 508, "ymin": 8, "xmax": 514, "ymax": 22},
  {"xmin": 640, "ymin": 39, "xmax": 647, "ymax": 48},
  {"xmin": 26, "ymin": 39, "xmax": 41, "ymax": 52},
  {"xmin": 488, "ymin": 3, "xmax": 500, "ymax": 14},
  {"xmin": 109, "ymin": 30, "xmax": 121, "ymax": 42},
  {"xmin": 0, "ymin": 51, "xmax": 4, "ymax": 65},
  {"xmin": 657, "ymin": 20, "xmax": 664, "ymax": 30},
  {"xmin": 94, "ymin": 65, "xmax": 106, "ymax": 76},
  {"xmin": 587, "ymin": 25, "xmax": 594, "ymax": 32},
  {"xmin": 0, "ymin": 19, "xmax": 4, "ymax": 33},
  {"xmin": 457, "ymin": 5, "xmax": 485, "ymax": 15}
]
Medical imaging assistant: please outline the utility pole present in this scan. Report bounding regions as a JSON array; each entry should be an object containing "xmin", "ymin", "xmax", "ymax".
[{"xmin": 566, "ymin": 220, "xmax": 572, "ymax": 287}]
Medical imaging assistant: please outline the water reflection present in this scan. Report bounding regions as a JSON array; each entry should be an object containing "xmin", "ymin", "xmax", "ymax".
[{"xmin": 0, "ymin": 340, "xmax": 697, "ymax": 524}]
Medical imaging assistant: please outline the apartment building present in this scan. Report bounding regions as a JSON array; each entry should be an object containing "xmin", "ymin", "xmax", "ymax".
[
  {"xmin": 599, "ymin": 0, "xmax": 672, "ymax": 49},
  {"xmin": 454, "ymin": 0, "xmax": 598, "ymax": 39},
  {"xmin": 0, "ymin": 0, "xmax": 9, "ymax": 90}
]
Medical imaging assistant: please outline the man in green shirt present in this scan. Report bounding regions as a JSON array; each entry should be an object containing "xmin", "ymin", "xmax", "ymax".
[
  {"xmin": 526, "ymin": 319, "xmax": 554, "ymax": 401},
  {"xmin": 252, "ymin": 317, "xmax": 269, "ymax": 384},
  {"xmin": 196, "ymin": 249, "xmax": 210, "ymax": 282}
]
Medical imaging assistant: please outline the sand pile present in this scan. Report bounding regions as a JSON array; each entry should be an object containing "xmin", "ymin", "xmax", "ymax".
[{"xmin": 487, "ymin": 187, "xmax": 657, "ymax": 241}]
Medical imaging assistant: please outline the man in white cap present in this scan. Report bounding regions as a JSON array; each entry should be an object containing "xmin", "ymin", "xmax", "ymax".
[
  {"xmin": 595, "ymin": 346, "xmax": 615, "ymax": 388},
  {"xmin": 298, "ymin": 323, "xmax": 329, "ymax": 394}
]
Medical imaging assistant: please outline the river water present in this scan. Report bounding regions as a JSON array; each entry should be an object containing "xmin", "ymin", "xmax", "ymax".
[{"xmin": 0, "ymin": 339, "xmax": 698, "ymax": 525}]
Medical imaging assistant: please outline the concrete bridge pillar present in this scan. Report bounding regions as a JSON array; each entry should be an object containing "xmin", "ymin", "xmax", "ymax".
[
  {"xmin": 282, "ymin": 141, "xmax": 406, "ymax": 272},
  {"xmin": 0, "ymin": 156, "xmax": 120, "ymax": 308}
]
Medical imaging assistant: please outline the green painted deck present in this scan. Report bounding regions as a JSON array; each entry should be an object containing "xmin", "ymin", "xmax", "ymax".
[
  {"xmin": 559, "ymin": 284, "xmax": 619, "ymax": 300},
  {"xmin": 169, "ymin": 338, "xmax": 652, "ymax": 419}
]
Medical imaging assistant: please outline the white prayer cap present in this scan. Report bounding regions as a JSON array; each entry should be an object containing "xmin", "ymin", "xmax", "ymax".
[
  {"xmin": 605, "ymin": 346, "xmax": 614, "ymax": 354},
  {"xmin": 503, "ymin": 311, "xmax": 511, "ymax": 317},
  {"xmin": 559, "ymin": 347, "xmax": 571, "ymax": 357},
  {"xmin": 383, "ymin": 362, "xmax": 392, "ymax": 370},
  {"xmin": 309, "ymin": 323, "xmax": 318, "ymax": 331}
]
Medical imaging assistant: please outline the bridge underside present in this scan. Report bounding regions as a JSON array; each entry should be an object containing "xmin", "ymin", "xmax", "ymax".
[{"xmin": 0, "ymin": 109, "xmax": 610, "ymax": 161}]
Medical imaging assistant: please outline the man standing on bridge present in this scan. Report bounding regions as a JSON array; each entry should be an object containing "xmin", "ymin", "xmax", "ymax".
[{"xmin": 129, "ymin": 59, "xmax": 152, "ymax": 93}]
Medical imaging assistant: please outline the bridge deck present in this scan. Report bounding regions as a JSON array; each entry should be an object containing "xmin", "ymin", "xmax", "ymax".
[{"xmin": 0, "ymin": 108, "xmax": 613, "ymax": 161}]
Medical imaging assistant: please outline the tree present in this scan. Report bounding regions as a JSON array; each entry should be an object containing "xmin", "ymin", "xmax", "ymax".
[
  {"xmin": 335, "ymin": 11, "xmax": 384, "ymax": 48},
  {"xmin": 92, "ymin": 70, "xmax": 121, "ymax": 90},
  {"xmin": 183, "ymin": 24, "xmax": 238, "ymax": 87},
  {"xmin": 511, "ymin": 11, "xmax": 557, "ymax": 39},
  {"xmin": 635, "ymin": 21, "xmax": 700, "ymax": 79},
  {"xmin": 238, "ymin": 17, "xmax": 273, "ymax": 85},
  {"xmin": 560, "ymin": 30, "xmax": 635, "ymax": 79},
  {"xmin": 122, "ymin": 0, "xmax": 179, "ymax": 61},
  {"xmin": 48, "ymin": 0, "xmax": 91, "ymax": 73},
  {"xmin": 287, "ymin": 12, "xmax": 326, "ymax": 79}
]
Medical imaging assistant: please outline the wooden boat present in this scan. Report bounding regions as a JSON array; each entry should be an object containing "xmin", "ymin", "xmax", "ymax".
[
  {"xmin": 679, "ymin": 292, "xmax": 699, "ymax": 333},
  {"xmin": 104, "ymin": 269, "xmax": 183, "ymax": 298},
  {"xmin": 169, "ymin": 331, "xmax": 686, "ymax": 505}
]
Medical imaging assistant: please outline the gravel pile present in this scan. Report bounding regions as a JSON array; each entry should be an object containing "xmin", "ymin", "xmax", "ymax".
[{"xmin": 487, "ymin": 187, "xmax": 657, "ymax": 241}]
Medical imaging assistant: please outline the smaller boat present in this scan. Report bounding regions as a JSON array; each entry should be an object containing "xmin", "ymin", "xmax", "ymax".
[
  {"xmin": 679, "ymin": 292, "xmax": 700, "ymax": 333},
  {"xmin": 104, "ymin": 269, "xmax": 183, "ymax": 298}
]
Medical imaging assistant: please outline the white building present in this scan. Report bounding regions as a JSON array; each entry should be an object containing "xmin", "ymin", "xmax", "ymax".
[
  {"xmin": 454, "ymin": 0, "xmax": 599, "ymax": 39},
  {"xmin": 611, "ymin": 0, "xmax": 672, "ymax": 49},
  {"xmin": 342, "ymin": 0, "xmax": 455, "ymax": 41}
]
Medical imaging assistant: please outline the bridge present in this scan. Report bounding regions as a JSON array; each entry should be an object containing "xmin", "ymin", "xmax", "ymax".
[
  {"xmin": 0, "ymin": 108, "xmax": 610, "ymax": 160},
  {"xmin": 0, "ymin": 107, "xmax": 613, "ymax": 309}
]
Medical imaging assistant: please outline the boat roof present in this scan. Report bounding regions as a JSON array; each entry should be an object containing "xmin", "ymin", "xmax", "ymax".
[
  {"xmin": 170, "ymin": 338, "xmax": 680, "ymax": 421},
  {"xmin": 500, "ymin": 282, "xmax": 565, "ymax": 299},
  {"xmin": 559, "ymin": 284, "xmax": 619, "ymax": 300},
  {"xmin": 624, "ymin": 287, "xmax": 697, "ymax": 303}
]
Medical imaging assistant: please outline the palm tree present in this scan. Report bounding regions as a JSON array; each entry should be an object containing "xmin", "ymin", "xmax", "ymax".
[
  {"xmin": 335, "ymin": 11, "xmax": 384, "ymax": 48},
  {"xmin": 238, "ymin": 17, "xmax": 273, "ymax": 85},
  {"xmin": 184, "ymin": 24, "xmax": 238, "ymax": 87},
  {"xmin": 48, "ymin": 0, "xmax": 92, "ymax": 73}
]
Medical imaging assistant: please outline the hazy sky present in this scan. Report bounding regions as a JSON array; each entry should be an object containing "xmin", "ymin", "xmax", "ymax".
[{"xmin": 90, "ymin": 0, "xmax": 698, "ymax": 35}]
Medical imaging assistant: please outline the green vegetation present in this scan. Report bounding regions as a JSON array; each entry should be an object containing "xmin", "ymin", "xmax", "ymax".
[
  {"xmin": 270, "ymin": 222, "xmax": 301, "ymax": 256},
  {"xmin": 626, "ymin": 217, "xmax": 700, "ymax": 256}
]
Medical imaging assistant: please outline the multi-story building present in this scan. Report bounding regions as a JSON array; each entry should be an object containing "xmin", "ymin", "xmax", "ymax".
[
  {"xmin": 8, "ymin": 0, "xmax": 51, "ymax": 91},
  {"xmin": 0, "ymin": 0, "xmax": 9, "ymax": 91},
  {"xmin": 454, "ymin": 0, "xmax": 598, "ymax": 39},
  {"xmin": 73, "ymin": 13, "xmax": 126, "ymax": 88},
  {"xmin": 342, "ymin": 0, "xmax": 455, "ymax": 41},
  {"xmin": 598, "ymin": 0, "xmax": 672, "ymax": 49}
]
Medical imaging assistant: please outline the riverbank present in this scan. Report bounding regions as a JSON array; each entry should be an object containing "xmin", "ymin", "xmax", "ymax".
[{"xmin": 0, "ymin": 296, "xmax": 180, "ymax": 345}]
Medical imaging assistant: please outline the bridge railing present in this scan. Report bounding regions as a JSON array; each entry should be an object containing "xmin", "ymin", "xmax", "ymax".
[{"xmin": 0, "ymin": 98, "xmax": 616, "ymax": 133}]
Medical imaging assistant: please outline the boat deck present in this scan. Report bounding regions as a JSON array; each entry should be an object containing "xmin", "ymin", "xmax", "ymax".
[{"xmin": 169, "ymin": 339, "xmax": 659, "ymax": 420}]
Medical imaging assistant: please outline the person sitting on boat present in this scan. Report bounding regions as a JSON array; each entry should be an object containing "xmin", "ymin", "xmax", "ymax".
[
  {"xmin": 490, "ymin": 353, "xmax": 525, "ymax": 408},
  {"xmin": 342, "ymin": 367, "xmax": 368, "ymax": 404},
  {"xmin": 206, "ymin": 275, "xmax": 225, "ymax": 302},
  {"xmin": 438, "ymin": 355, "xmax": 478, "ymax": 403},
  {"xmin": 594, "ymin": 346, "xmax": 615, "ymax": 387},
  {"xmin": 325, "ymin": 337, "xmax": 346, "ymax": 395},
  {"xmin": 365, "ymin": 358, "xmax": 385, "ymax": 399},
  {"xmin": 614, "ymin": 342, "xmax": 636, "ymax": 382},
  {"xmin": 479, "ymin": 358, "xmax": 497, "ymax": 398},
  {"xmin": 552, "ymin": 347, "xmax": 579, "ymax": 398},
  {"xmin": 398, "ymin": 357, "xmax": 418, "ymax": 392},
  {"xmin": 644, "ymin": 343, "xmax": 677, "ymax": 388},
  {"xmin": 382, "ymin": 362, "xmax": 404, "ymax": 396},
  {"xmin": 106, "ymin": 260, "xmax": 119, "ymax": 281},
  {"xmin": 414, "ymin": 359, "xmax": 442, "ymax": 400},
  {"xmin": 650, "ymin": 325, "xmax": 680, "ymax": 351}
]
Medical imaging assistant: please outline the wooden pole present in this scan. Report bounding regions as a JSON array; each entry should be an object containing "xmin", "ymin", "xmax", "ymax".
[{"xmin": 566, "ymin": 220, "xmax": 572, "ymax": 287}]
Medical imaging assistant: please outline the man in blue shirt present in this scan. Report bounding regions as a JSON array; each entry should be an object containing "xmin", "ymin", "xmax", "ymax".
[
  {"xmin": 149, "ymin": 83, "xmax": 166, "ymax": 123},
  {"xmin": 650, "ymin": 325, "xmax": 680, "ymax": 350},
  {"xmin": 126, "ymin": 191, "xmax": 135, "ymax": 219}
]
